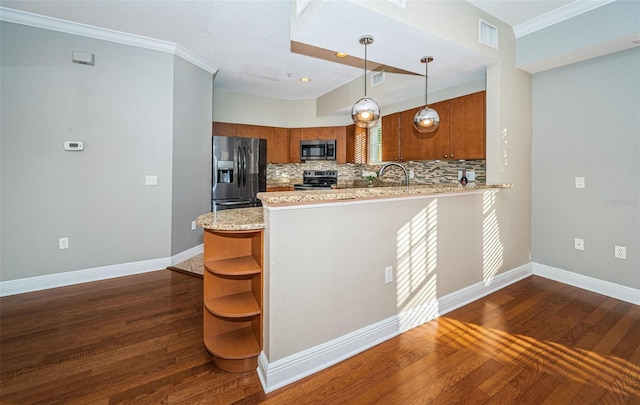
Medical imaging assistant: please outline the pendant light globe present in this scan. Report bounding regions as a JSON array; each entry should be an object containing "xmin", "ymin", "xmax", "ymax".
[
  {"xmin": 351, "ymin": 36, "xmax": 380, "ymax": 128},
  {"xmin": 352, "ymin": 97, "xmax": 381, "ymax": 128},
  {"xmin": 414, "ymin": 56, "xmax": 439, "ymax": 133}
]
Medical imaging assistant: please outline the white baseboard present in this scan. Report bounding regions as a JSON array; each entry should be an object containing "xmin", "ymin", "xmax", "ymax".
[
  {"xmin": 257, "ymin": 262, "xmax": 533, "ymax": 393},
  {"xmin": 171, "ymin": 243, "xmax": 203, "ymax": 266},
  {"xmin": 0, "ymin": 246, "xmax": 204, "ymax": 297},
  {"xmin": 533, "ymin": 263, "xmax": 640, "ymax": 305}
]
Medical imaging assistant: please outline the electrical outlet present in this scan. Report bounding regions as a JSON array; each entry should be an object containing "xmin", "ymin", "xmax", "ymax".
[
  {"xmin": 385, "ymin": 266, "xmax": 393, "ymax": 284},
  {"xmin": 59, "ymin": 237, "xmax": 69, "ymax": 250},
  {"xmin": 191, "ymin": 221, "xmax": 197, "ymax": 230},
  {"xmin": 614, "ymin": 245, "xmax": 626, "ymax": 260},
  {"xmin": 409, "ymin": 170, "xmax": 414, "ymax": 179},
  {"xmin": 574, "ymin": 238, "xmax": 584, "ymax": 251}
]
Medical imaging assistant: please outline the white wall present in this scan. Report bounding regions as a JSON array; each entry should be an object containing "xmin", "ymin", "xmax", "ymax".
[
  {"xmin": 0, "ymin": 22, "xmax": 212, "ymax": 283},
  {"xmin": 532, "ymin": 48, "xmax": 640, "ymax": 289},
  {"xmin": 171, "ymin": 56, "xmax": 212, "ymax": 256}
]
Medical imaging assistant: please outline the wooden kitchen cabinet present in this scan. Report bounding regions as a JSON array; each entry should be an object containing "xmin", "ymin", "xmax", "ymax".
[
  {"xmin": 421, "ymin": 99, "xmax": 451, "ymax": 160},
  {"xmin": 399, "ymin": 107, "xmax": 427, "ymax": 161},
  {"xmin": 259, "ymin": 126, "xmax": 289, "ymax": 163},
  {"xmin": 203, "ymin": 229, "xmax": 263, "ymax": 373},
  {"xmin": 449, "ymin": 91, "xmax": 485, "ymax": 159},
  {"xmin": 289, "ymin": 128, "xmax": 301, "ymax": 163},
  {"xmin": 213, "ymin": 122, "xmax": 237, "ymax": 137},
  {"xmin": 237, "ymin": 124, "xmax": 260, "ymax": 139},
  {"xmin": 381, "ymin": 113, "xmax": 400, "ymax": 162},
  {"xmin": 379, "ymin": 91, "xmax": 485, "ymax": 161},
  {"xmin": 345, "ymin": 124, "xmax": 367, "ymax": 164}
]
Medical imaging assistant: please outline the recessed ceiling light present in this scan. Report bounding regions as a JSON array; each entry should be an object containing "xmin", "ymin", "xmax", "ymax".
[
  {"xmin": 335, "ymin": 52, "xmax": 348, "ymax": 58},
  {"xmin": 299, "ymin": 77, "xmax": 311, "ymax": 83}
]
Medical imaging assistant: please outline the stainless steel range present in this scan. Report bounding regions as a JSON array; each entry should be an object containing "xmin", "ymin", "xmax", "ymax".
[{"xmin": 294, "ymin": 170, "xmax": 338, "ymax": 190}]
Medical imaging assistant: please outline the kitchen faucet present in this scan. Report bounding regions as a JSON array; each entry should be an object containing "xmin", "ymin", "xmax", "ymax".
[{"xmin": 378, "ymin": 162, "xmax": 409, "ymax": 187}]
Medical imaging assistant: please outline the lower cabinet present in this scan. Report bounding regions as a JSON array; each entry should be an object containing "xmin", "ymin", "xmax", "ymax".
[{"xmin": 203, "ymin": 229, "xmax": 263, "ymax": 373}]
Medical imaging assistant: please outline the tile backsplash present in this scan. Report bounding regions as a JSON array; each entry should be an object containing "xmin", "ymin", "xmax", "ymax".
[{"xmin": 267, "ymin": 160, "xmax": 486, "ymax": 187}]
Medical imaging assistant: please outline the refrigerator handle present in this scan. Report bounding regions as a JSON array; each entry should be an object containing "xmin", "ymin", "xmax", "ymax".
[
  {"xmin": 242, "ymin": 146, "xmax": 247, "ymax": 187},
  {"xmin": 237, "ymin": 146, "xmax": 242, "ymax": 188}
]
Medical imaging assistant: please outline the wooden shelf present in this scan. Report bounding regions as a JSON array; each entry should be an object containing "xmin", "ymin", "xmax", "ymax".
[
  {"xmin": 204, "ymin": 256, "xmax": 261, "ymax": 276},
  {"xmin": 202, "ymin": 228, "xmax": 263, "ymax": 373},
  {"xmin": 204, "ymin": 326, "xmax": 261, "ymax": 360},
  {"xmin": 204, "ymin": 292, "xmax": 260, "ymax": 318}
]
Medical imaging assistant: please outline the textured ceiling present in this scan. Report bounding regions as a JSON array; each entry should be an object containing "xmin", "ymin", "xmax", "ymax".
[{"xmin": 0, "ymin": 0, "xmax": 584, "ymax": 102}]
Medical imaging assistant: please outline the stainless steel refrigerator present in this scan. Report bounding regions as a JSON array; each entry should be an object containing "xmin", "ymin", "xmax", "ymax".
[{"xmin": 211, "ymin": 135, "xmax": 266, "ymax": 211}]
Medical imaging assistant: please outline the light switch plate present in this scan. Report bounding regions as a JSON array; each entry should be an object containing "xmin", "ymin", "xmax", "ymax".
[{"xmin": 575, "ymin": 177, "xmax": 585, "ymax": 188}]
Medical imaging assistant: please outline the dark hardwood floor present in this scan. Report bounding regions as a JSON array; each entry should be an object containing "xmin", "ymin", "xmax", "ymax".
[{"xmin": 1, "ymin": 270, "xmax": 638, "ymax": 404}]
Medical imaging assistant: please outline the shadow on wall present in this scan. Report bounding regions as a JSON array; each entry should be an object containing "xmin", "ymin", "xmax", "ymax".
[{"xmin": 395, "ymin": 191, "xmax": 504, "ymax": 331}]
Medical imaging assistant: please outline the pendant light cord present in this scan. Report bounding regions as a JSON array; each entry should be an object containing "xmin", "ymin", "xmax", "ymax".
[
  {"xmin": 424, "ymin": 60, "xmax": 428, "ymax": 106},
  {"xmin": 364, "ymin": 43, "xmax": 368, "ymax": 98}
]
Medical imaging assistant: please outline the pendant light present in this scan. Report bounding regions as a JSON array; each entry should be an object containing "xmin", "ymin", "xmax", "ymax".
[
  {"xmin": 351, "ymin": 35, "xmax": 381, "ymax": 128},
  {"xmin": 413, "ymin": 56, "xmax": 440, "ymax": 133}
]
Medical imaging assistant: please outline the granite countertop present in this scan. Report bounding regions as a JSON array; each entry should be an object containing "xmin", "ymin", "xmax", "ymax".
[
  {"xmin": 258, "ymin": 183, "xmax": 511, "ymax": 206},
  {"xmin": 196, "ymin": 207, "xmax": 265, "ymax": 231}
]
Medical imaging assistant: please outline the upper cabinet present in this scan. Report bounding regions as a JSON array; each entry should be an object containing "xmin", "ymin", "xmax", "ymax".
[
  {"xmin": 259, "ymin": 126, "xmax": 289, "ymax": 164},
  {"xmin": 212, "ymin": 122, "xmax": 289, "ymax": 164},
  {"xmin": 449, "ymin": 91, "xmax": 485, "ymax": 160},
  {"xmin": 381, "ymin": 91, "xmax": 485, "ymax": 161}
]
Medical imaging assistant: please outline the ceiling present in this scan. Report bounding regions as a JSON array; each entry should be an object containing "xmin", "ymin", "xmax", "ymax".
[{"xmin": 0, "ymin": 0, "xmax": 596, "ymax": 103}]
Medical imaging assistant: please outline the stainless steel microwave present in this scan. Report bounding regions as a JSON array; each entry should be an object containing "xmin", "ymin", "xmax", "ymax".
[{"xmin": 300, "ymin": 139, "xmax": 336, "ymax": 161}]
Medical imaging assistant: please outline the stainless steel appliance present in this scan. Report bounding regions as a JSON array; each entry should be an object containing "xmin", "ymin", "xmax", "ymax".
[
  {"xmin": 212, "ymin": 135, "xmax": 266, "ymax": 211},
  {"xmin": 300, "ymin": 139, "xmax": 336, "ymax": 161},
  {"xmin": 294, "ymin": 170, "xmax": 338, "ymax": 190}
]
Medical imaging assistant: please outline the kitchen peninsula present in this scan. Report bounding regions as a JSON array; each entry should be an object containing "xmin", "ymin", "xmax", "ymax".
[{"xmin": 197, "ymin": 183, "xmax": 513, "ymax": 390}]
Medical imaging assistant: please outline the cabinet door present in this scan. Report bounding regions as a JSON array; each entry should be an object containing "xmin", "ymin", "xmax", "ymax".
[
  {"xmin": 332, "ymin": 126, "xmax": 347, "ymax": 164},
  {"xmin": 346, "ymin": 124, "xmax": 368, "ymax": 163},
  {"xmin": 271, "ymin": 127, "xmax": 290, "ymax": 163},
  {"xmin": 421, "ymin": 100, "xmax": 451, "ymax": 160},
  {"xmin": 289, "ymin": 128, "xmax": 301, "ymax": 163},
  {"xmin": 237, "ymin": 124, "xmax": 260, "ymax": 139},
  {"xmin": 399, "ymin": 108, "xmax": 425, "ymax": 161},
  {"xmin": 381, "ymin": 113, "xmax": 400, "ymax": 162},
  {"xmin": 213, "ymin": 122, "xmax": 237, "ymax": 137},
  {"xmin": 449, "ymin": 91, "xmax": 485, "ymax": 159},
  {"xmin": 300, "ymin": 127, "xmax": 318, "ymax": 140}
]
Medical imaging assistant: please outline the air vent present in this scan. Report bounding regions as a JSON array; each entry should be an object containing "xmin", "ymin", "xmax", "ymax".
[
  {"xmin": 479, "ymin": 19, "xmax": 498, "ymax": 49},
  {"xmin": 371, "ymin": 70, "xmax": 385, "ymax": 87}
]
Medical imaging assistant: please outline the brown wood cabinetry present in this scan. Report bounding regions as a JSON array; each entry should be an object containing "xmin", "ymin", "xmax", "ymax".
[
  {"xmin": 212, "ymin": 122, "xmax": 237, "ymax": 137},
  {"xmin": 213, "ymin": 122, "xmax": 290, "ymax": 163},
  {"xmin": 288, "ymin": 128, "xmax": 301, "ymax": 163},
  {"xmin": 449, "ymin": 91, "xmax": 485, "ymax": 159},
  {"xmin": 236, "ymin": 124, "xmax": 260, "ymax": 139},
  {"xmin": 203, "ymin": 229, "xmax": 263, "ymax": 373},
  {"xmin": 259, "ymin": 126, "xmax": 289, "ymax": 164},
  {"xmin": 421, "ymin": 99, "xmax": 451, "ymax": 160},
  {"xmin": 381, "ymin": 113, "xmax": 400, "ymax": 162},
  {"xmin": 380, "ymin": 91, "xmax": 485, "ymax": 161}
]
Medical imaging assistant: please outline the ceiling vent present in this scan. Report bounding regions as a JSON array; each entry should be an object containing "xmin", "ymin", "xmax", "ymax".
[
  {"xmin": 479, "ymin": 19, "xmax": 498, "ymax": 49},
  {"xmin": 371, "ymin": 70, "xmax": 385, "ymax": 87}
]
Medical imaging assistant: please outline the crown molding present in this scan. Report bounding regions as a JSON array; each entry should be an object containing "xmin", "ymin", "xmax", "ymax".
[
  {"xmin": 0, "ymin": 6, "xmax": 218, "ymax": 75},
  {"xmin": 514, "ymin": 0, "xmax": 616, "ymax": 38}
]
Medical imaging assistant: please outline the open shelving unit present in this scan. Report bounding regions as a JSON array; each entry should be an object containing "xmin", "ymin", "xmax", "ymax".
[{"xmin": 203, "ymin": 229, "xmax": 263, "ymax": 373}]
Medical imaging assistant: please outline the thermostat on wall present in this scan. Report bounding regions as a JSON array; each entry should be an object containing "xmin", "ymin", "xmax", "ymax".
[{"xmin": 64, "ymin": 141, "xmax": 84, "ymax": 151}]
